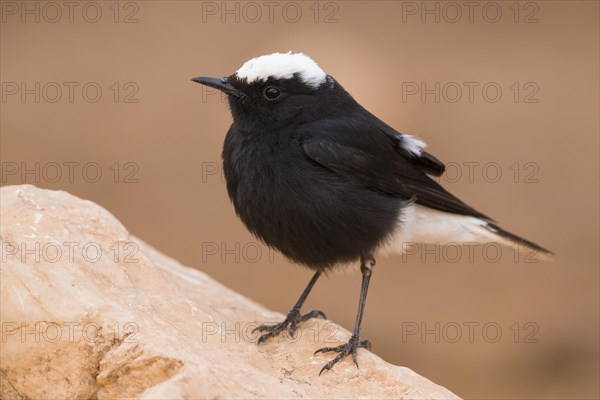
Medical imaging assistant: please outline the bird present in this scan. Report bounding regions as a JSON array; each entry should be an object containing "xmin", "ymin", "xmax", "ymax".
[{"xmin": 192, "ymin": 52, "xmax": 553, "ymax": 375}]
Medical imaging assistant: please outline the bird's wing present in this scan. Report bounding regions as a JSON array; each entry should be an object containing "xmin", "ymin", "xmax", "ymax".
[
  {"xmin": 407, "ymin": 150, "xmax": 446, "ymax": 176},
  {"xmin": 370, "ymin": 117, "xmax": 447, "ymax": 177},
  {"xmin": 298, "ymin": 117, "xmax": 492, "ymax": 220}
]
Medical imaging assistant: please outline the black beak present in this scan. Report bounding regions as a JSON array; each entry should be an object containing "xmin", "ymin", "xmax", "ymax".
[{"xmin": 191, "ymin": 76, "xmax": 242, "ymax": 97}]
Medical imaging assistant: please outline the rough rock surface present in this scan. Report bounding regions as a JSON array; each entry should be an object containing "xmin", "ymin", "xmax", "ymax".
[{"xmin": 0, "ymin": 185, "xmax": 460, "ymax": 399}]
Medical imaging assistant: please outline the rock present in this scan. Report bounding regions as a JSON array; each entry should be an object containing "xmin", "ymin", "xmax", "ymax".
[{"xmin": 0, "ymin": 185, "xmax": 460, "ymax": 399}]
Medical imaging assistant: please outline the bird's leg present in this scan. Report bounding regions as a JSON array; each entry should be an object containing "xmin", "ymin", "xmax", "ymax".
[
  {"xmin": 254, "ymin": 271, "xmax": 326, "ymax": 344},
  {"xmin": 315, "ymin": 255, "xmax": 375, "ymax": 375}
]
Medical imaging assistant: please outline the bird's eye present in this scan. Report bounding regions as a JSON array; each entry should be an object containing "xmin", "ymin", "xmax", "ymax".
[{"xmin": 263, "ymin": 86, "xmax": 282, "ymax": 101}]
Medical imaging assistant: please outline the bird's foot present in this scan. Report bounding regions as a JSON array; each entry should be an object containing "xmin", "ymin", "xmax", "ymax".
[
  {"xmin": 253, "ymin": 309, "xmax": 326, "ymax": 344},
  {"xmin": 314, "ymin": 334, "xmax": 372, "ymax": 375}
]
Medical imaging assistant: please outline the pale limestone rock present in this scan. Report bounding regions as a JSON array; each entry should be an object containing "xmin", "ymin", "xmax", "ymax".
[{"xmin": 0, "ymin": 185, "xmax": 460, "ymax": 399}]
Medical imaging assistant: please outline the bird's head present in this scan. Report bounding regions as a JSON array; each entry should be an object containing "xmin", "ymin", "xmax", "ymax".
[{"xmin": 193, "ymin": 52, "xmax": 352, "ymax": 131}]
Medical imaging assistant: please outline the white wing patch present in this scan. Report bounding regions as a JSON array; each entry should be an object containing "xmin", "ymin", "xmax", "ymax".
[
  {"xmin": 400, "ymin": 134, "xmax": 427, "ymax": 156},
  {"xmin": 235, "ymin": 52, "xmax": 327, "ymax": 89}
]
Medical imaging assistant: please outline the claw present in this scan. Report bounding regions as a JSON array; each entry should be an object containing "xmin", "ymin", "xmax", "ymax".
[
  {"xmin": 254, "ymin": 309, "xmax": 327, "ymax": 344},
  {"xmin": 352, "ymin": 350, "xmax": 358, "ymax": 368},
  {"xmin": 252, "ymin": 324, "xmax": 274, "ymax": 333},
  {"xmin": 315, "ymin": 335, "xmax": 372, "ymax": 375},
  {"xmin": 257, "ymin": 331, "xmax": 278, "ymax": 344},
  {"xmin": 360, "ymin": 339, "xmax": 372, "ymax": 351},
  {"xmin": 314, "ymin": 346, "xmax": 337, "ymax": 355},
  {"xmin": 299, "ymin": 310, "xmax": 327, "ymax": 322}
]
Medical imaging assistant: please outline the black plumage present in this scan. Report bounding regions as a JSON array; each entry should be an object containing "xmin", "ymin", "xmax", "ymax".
[
  {"xmin": 192, "ymin": 54, "xmax": 552, "ymax": 374},
  {"xmin": 221, "ymin": 74, "xmax": 497, "ymax": 271}
]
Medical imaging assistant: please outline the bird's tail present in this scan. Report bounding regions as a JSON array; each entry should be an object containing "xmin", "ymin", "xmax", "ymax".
[
  {"xmin": 384, "ymin": 205, "xmax": 554, "ymax": 262},
  {"xmin": 484, "ymin": 222, "xmax": 554, "ymax": 261}
]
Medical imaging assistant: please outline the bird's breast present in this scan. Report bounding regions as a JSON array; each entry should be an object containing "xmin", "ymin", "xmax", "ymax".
[{"xmin": 221, "ymin": 128, "xmax": 403, "ymax": 269}]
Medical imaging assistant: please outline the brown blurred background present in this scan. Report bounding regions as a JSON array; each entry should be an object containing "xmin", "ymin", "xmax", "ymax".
[{"xmin": 1, "ymin": 1, "xmax": 598, "ymax": 398}]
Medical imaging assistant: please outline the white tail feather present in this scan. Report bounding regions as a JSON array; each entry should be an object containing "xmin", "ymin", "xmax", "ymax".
[{"xmin": 381, "ymin": 204, "xmax": 552, "ymax": 261}]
